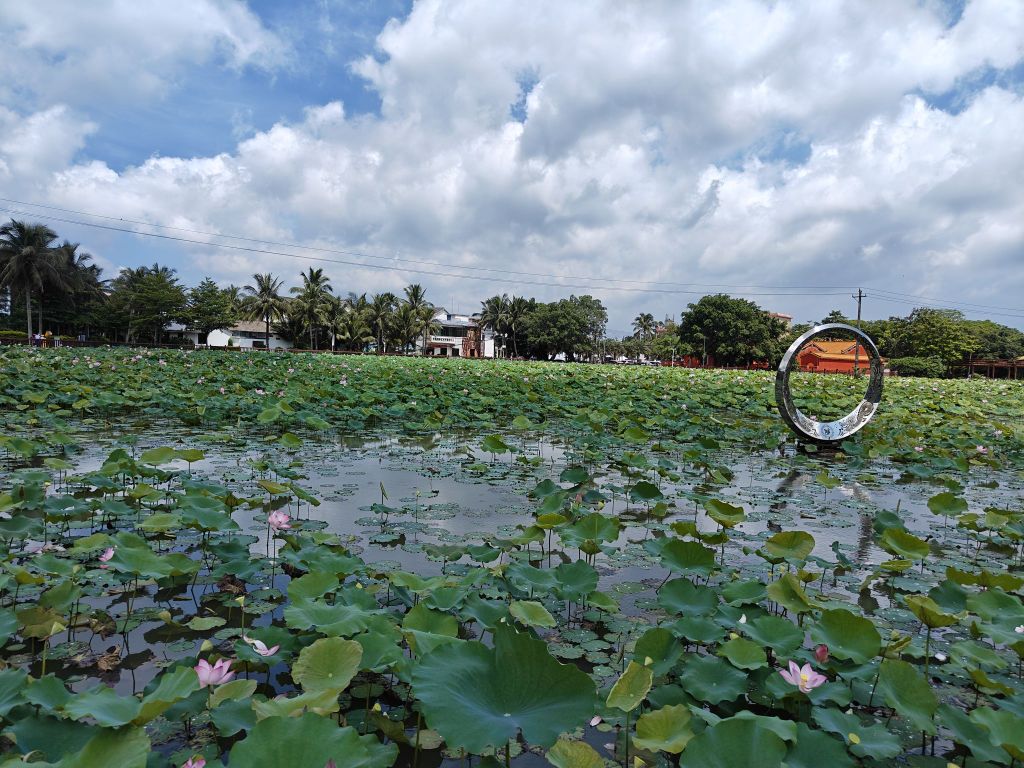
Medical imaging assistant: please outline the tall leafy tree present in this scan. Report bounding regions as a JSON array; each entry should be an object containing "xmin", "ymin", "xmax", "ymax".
[
  {"xmin": 522, "ymin": 299, "xmax": 588, "ymax": 360},
  {"xmin": 570, "ymin": 295, "xmax": 608, "ymax": 360},
  {"xmin": 0, "ymin": 220, "xmax": 65, "ymax": 339},
  {"xmin": 678, "ymin": 294, "xmax": 787, "ymax": 366},
  {"xmin": 242, "ymin": 273, "xmax": 288, "ymax": 347},
  {"xmin": 186, "ymin": 278, "xmax": 238, "ymax": 338},
  {"xmin": 964, "ymin": 320, "xmax": 1024, "ymax": 360},
  {"xmin": 891, "ymin": 308, "xmax": 975, "ymax": 365},
  {"xmin": 107, "ymin": 263, "xmax": 187, "ymax": 343}
]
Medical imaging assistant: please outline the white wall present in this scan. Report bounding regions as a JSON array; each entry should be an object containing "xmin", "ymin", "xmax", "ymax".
[{"xmin": 207, "ymin": 329, "xmax": 292, "ymax": 350}]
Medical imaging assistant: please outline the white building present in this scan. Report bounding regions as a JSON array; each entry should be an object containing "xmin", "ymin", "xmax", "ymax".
[
  {"xmin": 423, "ymin": 308, "xmax": 495, "ymax": 358},
  {"xmin": 165, "ymin": 320, "xmax": 292, "ymax": 350}
]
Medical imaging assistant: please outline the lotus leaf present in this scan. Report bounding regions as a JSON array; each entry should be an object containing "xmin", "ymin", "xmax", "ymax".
[
  {"xmin": 412, "ymin": 627, "xmax": 596, "ymax": 752},
  {"xmin": 810, "ymin": 608, "xmax": 880, "ymax": 664},
  {"xmin": 679, "ymin": 717, "xmax": 786, "ymax": 768},
  {"xmin": 545, "ymin": 738, "xmax": 604, "ymax": 768},
  {"xmin": 606, "ymin": 660, "xmax": 653, "ymax": 712},
  {"xmin": 229, "ymin": 713, "xmax": 398, "ymax": 768},
  {"xmin": 292, "ymin": 637, "xmax": 362, "ymax": 694}
]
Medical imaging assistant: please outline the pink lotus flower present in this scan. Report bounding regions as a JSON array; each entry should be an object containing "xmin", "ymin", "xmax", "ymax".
[
  {"xmin": 779, "ymin": 661, "xmax": 826, "ymax": 693},
  {"xmin": 914, "ymin": 446, "xmax": 924, "ymax": 452},
  {"xmin": 195, "ymin": 658, "xmax": 235, "ymax": 688},
  {"xmin": 99, "ymin": 547, "xmax": 115, "ymax": 568},
  {"xmin": 976, "ymin": 445, "xmax": 988, "ymax": 454},
  {"xmin": 182, "ymin": 758, "xmax": 206, "ymax": 768},
  {"xmin": 267, "ymin": 511, "xmax": 291, "ymax": 531},
  {"xmin": 814, "ymin": 644, "xmax": 829, "ymax": 664},
  {"xmin": 243, "ymin": 635, "xmax": 280, "ymax": 657}
]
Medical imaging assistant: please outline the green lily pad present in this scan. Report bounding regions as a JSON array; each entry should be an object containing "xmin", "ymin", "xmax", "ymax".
[
  {"xmin": 412, "ymin": 627, "xmax": 596, "ymax": 752},
  {"xmin": 229, "ymin": 713, "xmax": 398, "ymax": 768},
  {"xmin": 510, "ymin": 600, "xmax": 557, "ymax": 628},
  {"xmin": 292, "ymin": 637, "xmax": 363, "ymax": 694},
  {"xmin": 679, "ymin": 717, "xmax": 786, "ymax": 768},
  {"xmin": 810, "ymin": 609, "xmax": 880, "ymax": 664},
  {"xmin": 606, "ymin": 661, "xmax": 653, "ymax": 712},
  {"xmin": 633, "ymin": 704, "xmax": 693, "ymax": 754},
  {"xmin": 718, "ymin": 637, "xmax": 767, "ymax": 670},
  {"xmin": 877, "ymin": 659, "xmax": 937, "ymax": 735},
  {"xmin": 546, "ymin": 738, "xmax": 604, "ymax": 768}
]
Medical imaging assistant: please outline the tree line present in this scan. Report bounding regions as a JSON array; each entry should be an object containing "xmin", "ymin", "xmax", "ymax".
[
  {"xmin": 617, "ymin": 295, "xmax": 1024, "ymax": 375},
  {"xmin": 2, "ymin": 219, "xmax": 1020, "ymax": 370},
  {"xmin": 0, "ymin": 218, "xmax": 611, "ymax": 355}
]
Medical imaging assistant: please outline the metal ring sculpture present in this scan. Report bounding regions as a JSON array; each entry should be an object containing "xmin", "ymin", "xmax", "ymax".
[{"xmin": 775, "ymin": 323, "xmax": 883, "ymax": 443}]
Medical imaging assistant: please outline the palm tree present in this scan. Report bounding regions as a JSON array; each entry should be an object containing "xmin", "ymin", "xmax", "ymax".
[
  {"xmin": 50, "ymin": 241, "xmax": 106, "ymax": 337},
  {"xmin": 506, "ymin": 295, "xmax": 531, "ymax": 357},
  {"xmin": 290, "ymin": 267, "xmax": 333, "ymax": 349},
  {"xmin": 0, "ymin": 220, "xmax": 64, "ymax": 340},
  {"xmin": 632, "ymin": 312, "xmax": 656, "ymax": 341},
  {"xmin": 479, "ymin": 294, "xmax": 510, "ymax": 356},
  {"xmin": 336, "ymin": 298, "xmax": 374, "ymax": 352},
  {"xmin": 403, "ymin": 283, "xmax": 436, "ymax": 354},
  {"xmin": 368, "ymin": 292, "xmax": 397, "ymax": 353},
  {"xmin": 223, "ymin": 284, "xmax": 243, "ymax": 316},
  {"xmin": 242, "ymin": 273, "xmax": 288, "ymax": 348},
  {"xmin": 391, "ymin": 303, "xmax": 421, "ymax": 353}
]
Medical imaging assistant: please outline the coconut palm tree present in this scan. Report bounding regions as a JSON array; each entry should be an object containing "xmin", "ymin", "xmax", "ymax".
[
  {"xmin": 242, "ymin": 273, "xmax": 288, "ymax": 348},
  {"xmin": 506, "ymin": 295, "xmax": 531, "ymax": 357},
  {"xmin": 48, "ymin": 241, "xmax": 106, "ymax": 337},
  {"xmin": 391, "ymin": 303, "xmax": 421, "ymax": 353},
  {"xmin": 479, "ymin": 294, "xmax": 510, "ymax": 356},
  {"xmin": 368, "ymin": 292, "xmax": 398, "ymax": 353},
  {"xmin": 403, "ymin": 283, "xmax": 436, "ymax": 353},
  {"xmin": 336, "ymin": 297, "xmax": 374, "ymax": 352},
  {"xmin": 290, "ymin": 267, "xmax": 333, "ymax": 349},
  {"xmin": 0, "ymin": 220, "xmax": 64, "ymax": 340},
  {"xmin": 632, "ymin": 312, "xmax": 656, "ymax": 341}
]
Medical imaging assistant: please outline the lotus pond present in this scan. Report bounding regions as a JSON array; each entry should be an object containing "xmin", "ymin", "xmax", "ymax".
[{"xmin": 0, "ymin": 347, "xmax": 1023, "ymax": 768}]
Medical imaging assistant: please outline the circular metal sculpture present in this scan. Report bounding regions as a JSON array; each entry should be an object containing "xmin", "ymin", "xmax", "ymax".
[{"xmin": 775, "ymin": 323, "xmax": 883, "ymax": 443}]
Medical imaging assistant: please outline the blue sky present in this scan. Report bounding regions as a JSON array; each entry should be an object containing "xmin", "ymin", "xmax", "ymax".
[
  {"xmin": 81, "ymin": 1, "xmax": 410, "ymax": 170},
  {"xmin": 1, "ymin": 0, "xmax": 1022, "ymax": 332}
]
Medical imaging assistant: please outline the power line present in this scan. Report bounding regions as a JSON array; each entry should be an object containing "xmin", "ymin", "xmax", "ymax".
[
  {"xmin": 0, "ymin": 196, "xmax": 857, "ymax": 293},
  {"xmin": 866, "ymin": 293, "xmax": 1024, "ymax": 320},
  {"xmin": 865, "ymin": 286, "xmax": 1024, "ymax": 314},
  {"xmin": 0, "ymin": 204, "xmax": 853, "ymax": 298},
  {"xmin": 3, "ymin": 198, "xmax": 1019, "ymax": 318}
]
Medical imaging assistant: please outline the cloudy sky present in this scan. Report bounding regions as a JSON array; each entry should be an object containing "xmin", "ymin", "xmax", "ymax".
[{"xmin": 1, "ymin": 0, "xmax": 1022, "ymax": 334}]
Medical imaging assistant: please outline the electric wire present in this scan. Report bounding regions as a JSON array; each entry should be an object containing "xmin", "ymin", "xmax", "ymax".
[{"xmin": 0, "ymin": 204, "xmax": 853, "ymax": 298}]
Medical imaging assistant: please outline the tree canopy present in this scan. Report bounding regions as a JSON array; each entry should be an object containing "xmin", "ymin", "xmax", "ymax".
[{"xmin": 678, "ymin": 295, "xmax": 788, "ymax": 366}]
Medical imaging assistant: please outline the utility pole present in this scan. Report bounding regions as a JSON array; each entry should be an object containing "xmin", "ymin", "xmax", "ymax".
[{"xmin": 852, "ymin": 289, "xmax": 864, "ymax": 375}]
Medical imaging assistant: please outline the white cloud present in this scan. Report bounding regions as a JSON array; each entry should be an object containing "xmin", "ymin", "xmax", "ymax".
[
  {"xmin": 0, "ymin": 0, "xmax": 288, "ymax": 107},
  {"xmin": 0, "ymin": 105, "xmax": 96, "ymax": 180},
  {"xmin": 2, "ymin": 0, "xmax": 1023, "ymax": 328}
]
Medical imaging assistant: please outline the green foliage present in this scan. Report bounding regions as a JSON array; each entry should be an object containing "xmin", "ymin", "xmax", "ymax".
[
  {"xmin": 412, "ymin": 627, "xmax": 596, "ymax": 752},
  {"xmin": 186, "ymin": 277, "xmax": 239, "ymax": 336},
  {"xmin": 678, "ymin": 294, "xmax": 788, "ymax": 366},
  {"xmin": 0, "ymin": 347, "xmax": 1021, "ymax": 768},
  {"xmin": 889, "ymin": 356, "xmax": 946, "ymax": 378}
]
